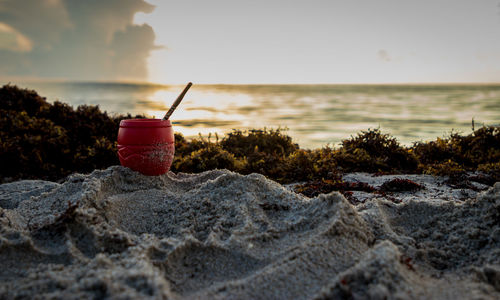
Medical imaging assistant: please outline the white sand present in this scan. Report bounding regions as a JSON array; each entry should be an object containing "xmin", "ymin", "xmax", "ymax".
[{"xmin": 0, "ymin": 166, "xmax": 499, "ymax": 299}]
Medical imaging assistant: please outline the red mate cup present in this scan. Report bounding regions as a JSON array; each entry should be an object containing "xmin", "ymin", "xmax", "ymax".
[{"xmin": 117, "ymin": 119, "xmax": 175, "ymax": 176}]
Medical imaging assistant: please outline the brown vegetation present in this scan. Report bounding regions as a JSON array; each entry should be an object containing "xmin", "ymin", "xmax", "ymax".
[{"xmin": 1, "ymin": 85, "xmax": 499, "ymax": 190}]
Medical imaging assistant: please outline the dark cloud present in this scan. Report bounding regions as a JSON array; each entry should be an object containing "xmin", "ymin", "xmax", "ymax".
[
  {"xmin": 0, "ymin": 0, "xmax": 71, "ymax": 48},
  {"xmin": 111, "ymin": 24, "xmax": 158, "ymax": 79},
  {"xmin": 0, "ymin": 0, "xmax": 158, "ymax": 80}
]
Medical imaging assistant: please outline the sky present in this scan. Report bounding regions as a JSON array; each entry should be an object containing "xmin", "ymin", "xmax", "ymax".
[{"xmin": 1, "ymin": 0, "xmax": 500, "ymax": 84}]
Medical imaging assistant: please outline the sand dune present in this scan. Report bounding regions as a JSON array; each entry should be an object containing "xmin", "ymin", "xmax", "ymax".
[{"xmin": 0, "ymin": 166, "xmax": 499, "ymax": 299}]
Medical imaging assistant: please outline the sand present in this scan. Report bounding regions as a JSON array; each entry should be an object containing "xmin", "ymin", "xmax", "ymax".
[{"xmin": 0, "ymin": 166, "xmax": 499, "ymax": 299}]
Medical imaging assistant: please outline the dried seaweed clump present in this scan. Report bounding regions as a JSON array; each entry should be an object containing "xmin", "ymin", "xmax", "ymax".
[
  {"xmin": 2, "ymin": 84, "xmax": 500, "ymax": 186},
  {"xmin": 379, "ymin": 178, "xmax": 424, "ymax": 192},
  {"xmin": 173, "ymin": 142, "xmax": 242, "ymax": 173},
  {"xmin": 294, "ymin": 177, "xmax": 375, "ymax": 199},
  {"xmin": 0, "ymin": 84, "xmax": 142, "ymax": 182},
  {"xmin": 413, "ymin": 126, "xmax": 500, "ymax": 180},
  {"xmin": 335, "ymin": 128, "xmax": 419, "ymax": 173}
]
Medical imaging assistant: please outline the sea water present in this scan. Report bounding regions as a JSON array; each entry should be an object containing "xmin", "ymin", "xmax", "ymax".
[{"xmin": 12, "ymin": 81, "xmax": 500, "ymax": 149}]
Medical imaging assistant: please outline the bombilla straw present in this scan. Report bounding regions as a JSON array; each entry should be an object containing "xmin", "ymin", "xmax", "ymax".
[{"xmin": 162, "ymin": 82, "xmax": 192, "ymax": 120}]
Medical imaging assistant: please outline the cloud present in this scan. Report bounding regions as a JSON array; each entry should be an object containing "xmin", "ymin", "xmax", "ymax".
[
  {"xmin": 0, "ymin": 0, "xmax": 73, "ymax": 52},
  {"xmin": 0, "ymin": 23, "xmax": 32, "ymax": 52},
  {"xmin": 377, "ymin": 49, "xmax": 391, "ymax": 62},
  {"xmin": 111, "ymin": 24, "xmax": 159, "ymax": 79},
  {"xmin": 0, "ymin": 0, "xmax": 158, "ymax": 80}
]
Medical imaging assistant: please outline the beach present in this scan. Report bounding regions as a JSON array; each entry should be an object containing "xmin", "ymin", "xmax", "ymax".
[
  {"xmin": 2, "ymin": 1, "xmax": 500, "ymax": 298},
  {"xmin": 1, "ymin": 166, "xmax": 499, "ymax": 299}
]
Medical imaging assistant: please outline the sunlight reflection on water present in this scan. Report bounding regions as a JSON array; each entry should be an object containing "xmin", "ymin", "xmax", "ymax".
[{"xmin": 15, "ymin": 82, "xmax": 500, "ymax": 149}]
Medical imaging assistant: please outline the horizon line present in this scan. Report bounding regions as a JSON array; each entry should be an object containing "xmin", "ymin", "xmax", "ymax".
[{"xmin": 2, "ymin": 77, "xmax": 500, "ymax": 87}]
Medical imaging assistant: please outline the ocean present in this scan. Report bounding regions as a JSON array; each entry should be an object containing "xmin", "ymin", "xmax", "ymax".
[{"xmin": 11, "ymin": 81, "xmax": 500, "ymax": 149}]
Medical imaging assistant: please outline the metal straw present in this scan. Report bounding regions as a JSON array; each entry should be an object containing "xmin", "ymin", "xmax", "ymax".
[{"xmin": 162, "ymin": 82, "xmax": 192, "ymax": 120}]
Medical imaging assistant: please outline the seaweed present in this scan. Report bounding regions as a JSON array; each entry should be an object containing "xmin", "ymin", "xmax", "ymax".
[
  {"xmin": 220, "ymin": 128, "xmax": 298, "ymax": 158},
  {"xmin": 294, "ymin": 177, "xmax": 375, "ymax": 200},
  {"xmin": 2, "ymin": 84, "xmax": 500, "ymax": 185},
  {"xmin": 335, "ymin": 128, "xmax": 419, "ymax": 173},
  {"xmin": 379, "ymin": 178, "xmax": 424, "ymax": 192},
  {"xmin": 172, "ymin": 143, "xmax": 242, "ymax": 173},
  {"xmin": 413, "ymin": 127, "xmax": 500, "ymax": 177},
  {"xmin": 0, "ymin": 84, "xmax": 143, "ymax": 182},
  {"xmin": 282, "ymin": 149, "xmax": 316, "ymax": 183}
]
